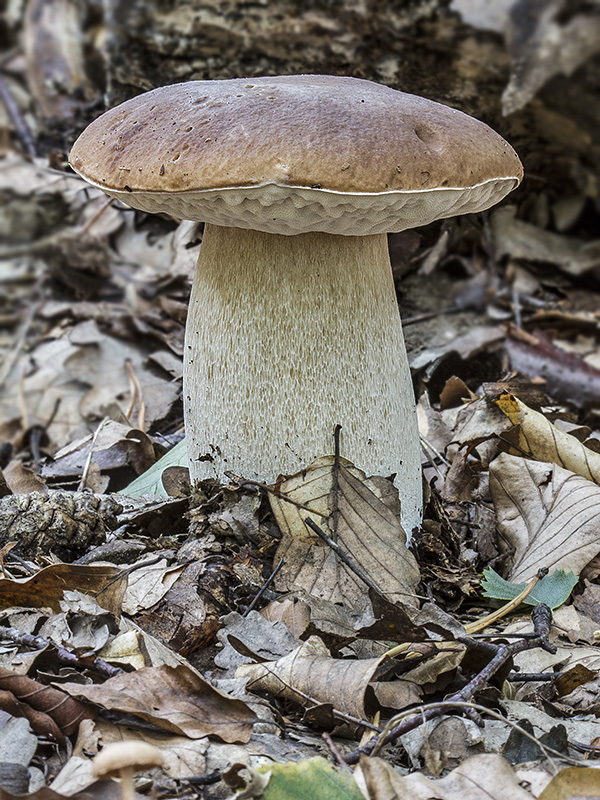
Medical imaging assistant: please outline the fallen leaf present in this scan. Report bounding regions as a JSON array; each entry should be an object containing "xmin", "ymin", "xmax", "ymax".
[
  {"xmin": 506, "ymin": 328, "xmax": 600, "ymax": 410},
  {"xmin": 489, "ymin": 452, "xmax": 600, "ymax": 582},
  {"xmin": 0, "ymin": 563, "xmax": 126, "ymax": 614},
  {"xmin": 0, "ymin": 668, "xmax": 96, "ymax": 746},
  {"xmin": 269, "ymin": 456, "xmax": 419, "ymax": 608},
  {"xmin": 491, "ymin": 206, "xmax": 600, "ymax": 276},
  {"xmin": 537, "ymin": 766, "xmax": 600, "ymax": 800},
  {"xmin": 356, "ymin": 752, "xmax": 531, "ymax": 799},
  {"xmin": 495, "ymin": 393, "xmax": 600, "ymax": 484},
  {"xmin": 502, "ymin": 0, "xmax": 600, "ymax": 114},
  {"xmin": 237, "ymin": 636, "xmax": 386, "ymax": 727},
  {"xmin": 60, "ymin": 664, "xmax": 256, "ymax": 743}
]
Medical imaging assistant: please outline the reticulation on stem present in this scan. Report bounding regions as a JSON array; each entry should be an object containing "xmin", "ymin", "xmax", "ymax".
[{"xmin": 184, "ymin": 224, "xmax": 422, "ymax": 534}]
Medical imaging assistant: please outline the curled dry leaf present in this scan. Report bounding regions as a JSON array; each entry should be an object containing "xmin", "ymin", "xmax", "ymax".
[
  {"xmin": 496, "ymin": 393, "xmax": 600, "ymax": 484},
  {"xmin": 0, "ymin": 668, "xmax": 96, "ymax": 746},
  {"xmin": 269, "ymin": 456, "xmax": 420, "ymax": 609},
  {"xmin": 236, "ymin": 636, "xmax": 391, "ymax": 727},
  {"xmin": 489, "ymin": 452, "xmax": 600, "ymax": 582},
  {"xmin": 59, "ymin": 664, "xmax": 256, "ymax": 743}
]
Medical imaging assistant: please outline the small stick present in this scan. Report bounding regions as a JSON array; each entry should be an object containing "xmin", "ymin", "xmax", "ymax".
[
  {"xmin": 304, "ymin": 517, "xmax": 383, "ymax": 596},
  {"xmin": 464, "ymin": 568, "xmax": 548, "ymax": 634},
  {"xmin": 224, "ymin": 473, "xmax": 328, "ymax": 518},
  {"xmin": 243, "ymin": 558, "xmax": 285, "ymax": 616},
  {"xmin": 0, "ymin": 626, "xmax": 124, "ymax": 679},
  {"xmin": 78, "ymin": 418, "xmax": 108, "ymax": 491},
  {"xmin": 357, "ymin": 700, "xmax": 576, "ymax": 768},
  {"xmin": 125, "ymin": 358, "xmax": 145, "ymax": 431},
  {"xmin": 347, "ymin": 604, "xmax": 558, "ymax": 763},
  {"xmin": 0, "ymin": 74, "xmax": 36, "ymax": 157},
  {"xmin": 79, "ymin": 197, "xmax": 114, "ymax": 235},
  {"xmin": 322, "ymin": 732, "xmax": 351, "ymax": 770}
]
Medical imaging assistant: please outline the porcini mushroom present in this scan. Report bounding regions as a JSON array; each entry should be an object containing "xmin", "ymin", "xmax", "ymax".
[
  {"xmin": 92, "ymin": 741, "xmax": 164, "ymax": 800},
  {"xmin": 69, "ymin": 75, "xmax": 523, "ymax": 535}
]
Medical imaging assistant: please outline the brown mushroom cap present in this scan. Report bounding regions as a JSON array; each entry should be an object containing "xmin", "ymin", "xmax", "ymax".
[
  {"xmin": 92, "ymin": 741, "xmax": 164, "ymax": 779},
  {"xmin": 70, "ymin": 75, "xmax": 523, "ymax": 235}
]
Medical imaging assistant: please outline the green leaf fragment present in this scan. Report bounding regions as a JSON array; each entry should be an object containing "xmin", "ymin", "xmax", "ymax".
[
  {"xmin": 118, "ymin": 438, "xmax": 187, "ymax": 497},
  {"xmin": 481, "ymin": 568, "xmax": 577, "ymax": 610},
  {"xmin": 254, "ymin": 757, "xmax": 364, "ymax": 800}
]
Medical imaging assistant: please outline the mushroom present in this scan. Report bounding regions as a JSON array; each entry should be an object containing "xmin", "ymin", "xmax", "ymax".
[
  {"xmin": 69, "ymin": 75, "xmax": 523, "ymax": 535},
  {"xmin": 92, "ymin": 741, "xmax": 164, "ymax": 800}
]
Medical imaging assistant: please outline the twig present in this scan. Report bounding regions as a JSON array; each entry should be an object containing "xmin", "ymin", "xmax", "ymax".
[
  {"xmin": 224, "ymin": 473, "xmax": 328, "ymax": 518},
  {"xmin": 78, "ymin": 418, "xmax": 109, "ymax": 491},
  {"xmin": 0, "ymin": 626, "xmax": 124, "ymax": 679},
  {"xmin": 464, "ymin": 568, "xmax": 548, "ymax": 634},
  {"xmin": 0, "ymin": 300, "xmax": 41, "ymax": 388},
  {"xmin": 243, "ymin": 558, "xmax": 285, "ymax": 616},
  {"xmin": 401, "ymin": 307, "xmax": 459, "ymax": 326},
  {"xmin": 182, "ymin": 770, "xmax": 222, "ymax": 786},
  {"xmin": 353, "ymin": 700, "xmax": 575, "ymax": 769},
  {"xmin": 419, "ymin": 433, "xmax": 451, "ymax": 469},
  {"xmin": 304, "ymin": 517, "xmax": 383, "ymax": 597},
  {"xmin": 345, "ymin": 604, "xmax": 558, "ymax": 763},
  {"xmin": 322, "ymin": 732, "xmax": 352, "ymax": 770},
  {"xmin": 0, "ymin": 74, "xmax": 36, "ymax": 157},
  {"xmin": 125, "ymin": 358, "xmax": 145, "ymax": 431},
  {"xmin": 79, "ymin": 197, "xmax": 114, "ymax": 235}
]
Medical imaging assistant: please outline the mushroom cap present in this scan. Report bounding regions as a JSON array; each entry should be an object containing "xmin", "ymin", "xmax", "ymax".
[
  {"xmin": 92, "ymin": 741, "xmax": 164, "ymax": 778},
  {"xmin": 70, "ymin": 75, "xmax": 523, "ymax": 236}
]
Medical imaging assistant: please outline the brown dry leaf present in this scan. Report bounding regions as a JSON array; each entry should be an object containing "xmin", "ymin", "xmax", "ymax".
[
  {"xmin": 0, "ymin": 563, "xmax": 126, "ymax": 614},
  {"xmin": 42, "ymin": 421, "xmax": 156, "ymax": 483},
  {"xmin": 356, "ymin": 752, "xmax": 531, "ymax": 800},
  {"xmin": 0, "ymin": 668, "xmax": 96, "ymax": 746},
  {"xmin": 269, "ymin": 456, "xmax": 419, "ymax": 608},
  {"xmin": 236, "ymin": 636, "xmax": 385, "ymax": 724},
  {"xmin": 495, "ymin": 393, "xmax": 600, "ymax": 484},
  {"xmin": 489, "ymin": 452, "xmax": 600, "ymax": 582},
  {"xmin": 491, "ymin": 206, "xmax": 600, "ymax": 277},
  {"xmin": 537, "ymin": 766, "xmax": 600, "ymax": 799},
  {"xmin": 60, "ymin": 664, "xmax": 256, "ymax": 743},
  {"xmin": 23, "ymin": 0, "xmax": 91, "ymax": 118}
]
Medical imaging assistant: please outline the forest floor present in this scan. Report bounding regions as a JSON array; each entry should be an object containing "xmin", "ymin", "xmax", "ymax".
[{"xmin": 1, "ymin": 2, "xmax": 600, "ymax": 799}]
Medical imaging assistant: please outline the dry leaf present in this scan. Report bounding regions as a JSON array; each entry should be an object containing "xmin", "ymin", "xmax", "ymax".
[
  {"xmin": 236, "ymin": 636, "xmax": 385, "ymax": 726},
  {"xmin": 269, "ymin": 456, "xmax": 419, "ymax": 608},
  {"xmin": 0, "ymin": 669, "xmax": 96, "ymax": 746},
  {"xmin": 489, "ymin": 452, "xmax": 600, "ymax": 582},
  {"xmin": 0, "ymin": 563, "xmax": 126, "ymax": 614},
  {"xmin": 495, "ymin": 393, "xmax": 600, "ymax": 484},
  {"xmin": 537, "ymin": 765, "xmax": 600, "ymax": 799},
  {"xmin": 356, "ymin": 752, "xmax": 531, "ymax": 800},
  {"xmin": 491, "ymin": 206, "xmax": 600, "ymax": 277},
  {"xmin": 60, "ymin": 664, "xmax": 256, "ymax": 743}
]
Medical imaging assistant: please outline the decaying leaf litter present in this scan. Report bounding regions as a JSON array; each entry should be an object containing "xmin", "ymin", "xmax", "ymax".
[{"xmin": 2, "ymin": 1, "xmax": 600, "ymax": 798}]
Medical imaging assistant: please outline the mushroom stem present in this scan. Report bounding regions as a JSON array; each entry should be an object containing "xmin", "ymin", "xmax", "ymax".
[
  {"xmin": 118, "ymin": 765, "xmax": 135, "ymax": 800},
  {"xmin": 184, "ymin": 224, "xmax": 422, "ymax": 535}
]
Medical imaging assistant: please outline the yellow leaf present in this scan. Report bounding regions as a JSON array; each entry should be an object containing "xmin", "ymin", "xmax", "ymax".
[{"xmin": 495, "ymin": 393, "xmax": 600, "ymax": 484}]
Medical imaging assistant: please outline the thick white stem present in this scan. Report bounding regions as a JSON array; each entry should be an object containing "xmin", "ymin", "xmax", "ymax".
[{"xmin": 184, "ymin": 224, "xmax": 422, "ymax": 534}]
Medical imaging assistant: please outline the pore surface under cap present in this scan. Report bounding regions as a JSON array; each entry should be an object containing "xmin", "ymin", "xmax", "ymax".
[{"xmin": 70, "ymin": 75, "xmax": 523, "ymax": 236}]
